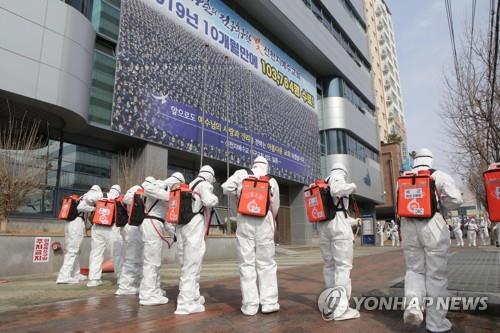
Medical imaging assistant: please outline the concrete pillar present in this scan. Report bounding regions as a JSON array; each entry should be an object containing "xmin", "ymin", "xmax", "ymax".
[
  {"xmin": 290, "ymin": 184, "xmax": 311, "ymax": 245},
  {"xmin": 136, "ymin": 143, "xmax": 169, "ymax": 180}
]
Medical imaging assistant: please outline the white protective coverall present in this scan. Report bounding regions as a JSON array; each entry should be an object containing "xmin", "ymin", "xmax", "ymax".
[
  {"xmin": 401, "ymin": 148, "xmax": 463, "ymax": 332},
  {"xmin": 175, "ymin": 165, "xmax": 219, "ymax": 315},
  {"xmin": 317, "ymin": 162, "xmax": 360, "ymax": 321},
  {"xmin": 478, "ymin": 217, "xmax": 489, "ymax": 246},
  {"xmin": 453, "ymin": 217, "xmax": 464, "ymax": 247},
  {"xmin": 494, "ymin": 223, "xmax": 500, "ymax": 247},
  {"xmin": 221, "ymin": 156, "xmax": 280, "ymax": 316},
  {"xmin": 376, "ymin": 222, "xmax": 385, "ymax": 246},
  {"xmin": 56, "ymin": 185, "xmax": 103, "ymax": 284},
  {"xmin": 467, "ymin": 219, "xmax": 478, "ymax": 247},
  {"xmin": 87, "ymin": 185, "xmax": 122, "ymax": 287},
  {"xmin": 115, "ymin": 177, "xmax": 156, "ymax": 296},
  {"xmin": 139, "ymin": 174, "xmax": 183, "ymax": 306},
  {"xmin": 390, "ymin": 221, "xmax": 400, "ymax": 247}
]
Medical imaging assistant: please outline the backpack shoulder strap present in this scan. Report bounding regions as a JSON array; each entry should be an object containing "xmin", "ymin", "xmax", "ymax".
[
  {"xmin": 191, "ymin": 178, "xmax": 205, "ymax": 190},
  {"xmin": 191, "ymin": 178, "xmax": 206, "ymax": 214},
  {"xmin": 146, "ymin": 199, "xmax": 159, "ymax": 214}
]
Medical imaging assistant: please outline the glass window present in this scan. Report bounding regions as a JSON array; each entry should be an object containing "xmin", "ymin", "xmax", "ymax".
[
  {"xmin": 321, "ymin": 130, "xmax": 379, "ymax": 163},
  {"xmin": 328, "ymin": 130, "xmax": 338, "ymax": 155},
  {"xmin": 325, "ymin": 78, "xmax": 342, "ymax": 97},
  {"xmin": 304, "ymin": 1, "xmax": 370, "ymax": 72},
  {"xmin": 65, "ymin": 0, "xmax": 94, "ymax": 20},
  {"xmin": 88, "ymin": 49, "xmax": 116, "ymax": 125},
  {"xmin": 92, "ymin": 0, "xmax": 120, "ymax": 41},
  {"xmin": 59, "ymin": 143, "xmax": 113, "ymax": 191},
  {"xmin": 324, "ymin": 78, "xmax": 374, "ymax": 114},
  {"xmin": 320, "ymin": 132, "xmax": 327, "ymax": 155},
  {"xmin": 106, "ymin": 0, "xmax": 121, "ymax": 8},
  {"xmin": 311, "ymin": 1, "xmax": 322, "ymax": 20}
]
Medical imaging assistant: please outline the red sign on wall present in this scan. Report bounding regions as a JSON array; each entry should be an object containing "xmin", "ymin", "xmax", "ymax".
[{"xmin": 32, "ymin": 237, "xmax": 51, "ymax": 263}]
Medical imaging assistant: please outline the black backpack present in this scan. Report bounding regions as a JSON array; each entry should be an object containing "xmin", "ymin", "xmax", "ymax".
[
  {"xmin": 176, "ymin": 179, "xmax": 205, "ymax": 225},
  {"xmin": 128, "ymin": 190, "xmax": 151, "ymax": 226},
  {"xmin": 115, "ymin": 197, "xmax": 129, "ymax": 227}
]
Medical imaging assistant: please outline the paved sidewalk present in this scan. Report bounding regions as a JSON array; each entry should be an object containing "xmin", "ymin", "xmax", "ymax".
[
  {"xmin": 366, "ymin": 247, "xmax": 500, "ymax": 308},
  {"xmin": 0, "ymin": 246, "xmax": 498, "ymax": 332},
  {"xmin": 0, "ymin": 244, "xmax": 396, "ymax": 313}
]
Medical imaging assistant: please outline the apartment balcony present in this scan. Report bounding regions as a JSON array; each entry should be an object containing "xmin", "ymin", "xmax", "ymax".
[
  {"xmin": 388, "ymin": 111, "xmax": 396, "ymax": 122},
  {"xmin": 381, "ymin": 50, "xmax": 388, "ymax": 60},
  {"xmin": 383, "ymin": 64, "xmax": 392, "ymax": 75}
]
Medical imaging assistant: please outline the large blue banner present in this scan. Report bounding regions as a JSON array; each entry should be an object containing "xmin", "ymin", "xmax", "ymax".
[
  {"xmin": 112, "ymin": 0, "xmax": 321, "ymax": 183},
  {"xmin": 151, "ymin": 0, "xmax": 317, "ymax": 108}
]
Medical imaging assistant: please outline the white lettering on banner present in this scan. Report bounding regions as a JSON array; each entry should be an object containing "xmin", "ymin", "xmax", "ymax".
[
  {"xmin": 171, "ymin": 105, "xmax": 196, "ymax": 122},
  {"xmin": 33, "ymin": 237, "xmax": 51, "ymax": 263},
  {"xmin": 147, "ymin": 0, "xmax": 317, "ymax": 109},
  {"xmin": 404, "ymin": 188, "xmax": 423, "ymax": 199}
]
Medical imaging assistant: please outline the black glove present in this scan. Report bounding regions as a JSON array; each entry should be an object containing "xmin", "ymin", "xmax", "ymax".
[{"xmin": 173, "ymin": 235, "xmax": 177, "ymax": 242}]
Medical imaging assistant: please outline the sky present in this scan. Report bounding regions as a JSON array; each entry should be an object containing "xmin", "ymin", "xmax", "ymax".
[{"xmin": 386, "ymin": 0, "xmax": 491, "ymax": 175}]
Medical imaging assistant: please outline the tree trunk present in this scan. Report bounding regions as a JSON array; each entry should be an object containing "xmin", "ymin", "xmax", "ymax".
[{"xmin": 0, "ymin": 217, "xmax": 8, "ymax": 233}]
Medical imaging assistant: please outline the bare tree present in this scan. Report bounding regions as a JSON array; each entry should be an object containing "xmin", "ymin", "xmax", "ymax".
[
  {"xmin": 111, "ymin": 149, "xmax": 145, "ymax": 191},
  {"xmin": 0, "ymin": 111, "xmax": 48, "ymax": 232},
  {"xmin": 442, "ymin": 27, "xmax": 500, "ymax": 205}
]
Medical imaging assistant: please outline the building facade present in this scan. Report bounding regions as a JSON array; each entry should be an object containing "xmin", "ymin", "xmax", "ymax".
[
  {"xmin": 364, "ymin": 0, "xmax": 408, "ymax": 169},
  {"xmin": 375, "ymin": 142, "xmax": 401, "ymax": 220},
  {"xmin": 0, "ymin": 0, "xmax": 383, "ymax": 244}
]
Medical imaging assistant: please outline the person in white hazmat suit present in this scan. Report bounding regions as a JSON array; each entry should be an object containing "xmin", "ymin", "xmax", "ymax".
[
  {"xmin": 317, "ymin": 162, "xmax": 360, "ymax": 321},
  {"xmin": 376, "ymin": 221, "xmax": 385, "ymax": 246},
  {"xmin": 87, "ymin": 185, "xmax": 122, "ymax": 287},
  {"xmin": 478, "ymin": 217, "xmax": 489, "ymax": 246},
  {"xmin": 494, "ymin": 222, "xmax": 500, "ymax": 247},
  {"xmin": 452, "ymin": 217, "xmax": 464, "ymax": 247},
  {"xmin": 115, "ymin": 177, "xmax": 156, "ymax": 296},
  {"xmin": 221, "ymin": 156, "xmax": 280, "ymax": 316},
  {"xmin": 139, "ymin": 173, "xmax": 184, "ymax": 306},
  {"xmin": 390, "ymin": 220, "xmax": 400, "ymax": 247},
  {"xmin": 466, "ymin": 218, "xmax": 478, "ymax": 247},
  {"xmin": 56, "ymin": 185, "xmax": 103, "ymax": 284},
  {"xmin": 401, "ymin": 148, "xmax": 462, "ymax": 332},
  {"xmin": 175, "ymin": 165, "xmax": 219, "ymax": 315}
]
